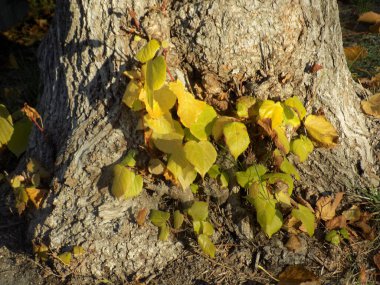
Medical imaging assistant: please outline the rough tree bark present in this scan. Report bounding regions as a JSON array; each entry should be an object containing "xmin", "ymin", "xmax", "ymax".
[{"xmin": 27, "ymin": 0, "xmax": 378, "ymax": 281}]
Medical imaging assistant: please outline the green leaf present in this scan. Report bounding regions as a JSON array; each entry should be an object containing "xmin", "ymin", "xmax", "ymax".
[
  {"xmin": 283, "ymin": 105, "xmax": 301, "ymax": 130},
  {"xmin": 111, "ymin": 164, "xmax": 143, "ymax": 199},
  {"xmin": 167, "ymin": 148, "xmax": 197, "ymax": 189},
  {"xmin": 325, "ymin": 230, "xmax": 340, "ymax": 245},
  {"xmin": 190, "ymin": 183, "xmax": 199, "ymax": 193},
  {"xmin": 173, "ymin": 210, "xmax": 184, "ymax": 229},
  {"xmin": 340, "ymin": 228, "xmax": 349, "ymax": 240},
  {"xmin": 246, "ymin": 182, "xmax": 283, "ymax": 238},
  {"xmin": 220, "ymin": 171, "xmax": 229, "ymax": 188},
  {"xmin": 73, "ymin": 246, "xmax": 85, "ymax": 257},
  {"xmin": 120, "ymin": 150, "xmax": 137, "ymax": 167},
  {"xmin": 263, "ymin": 173, "xmax": 294, "ymax": 195},
  {"xmin": 197, "ymin": 234, "xmax": 215, "ymax": 258},
  {"xmin": 136, "ymin": 39, "xmax": 161, "ymax": 63},
  {"xmin": 290, "ymin": 135, "xmax": 314, "ymax": 162},
  {"xmin": 183, "ymin": 140, "xmax": 217, "ymax": 177},
  {"xmin": 223, "ymin": 122, "xmax": 250, "ymax": 160},
  {"xmin": 201, "ymin": 221, "xmax": 214, "ymax": 236},
  {"xmin": 279, "ymin": 157, "xmax": 300, "ymax": 181},
  {"xmin": 0, "ymin": 104, "xmax": 14, "ymax": 147},
  {"xmin": 193, "ymin": 220, "xmax": 201, "ymax": 234},
  {"xmin": 211, "ymin": 116, "xmax": 236, "ymax": 141},
  {"xmin": 236, "ymin": 96, "xmax": 256, "ymax": 118},
  {"xmin": 159, "ymin": 224, "xmax": 170, "ymax": 241},
  {"xmin": 207, "ymin": 164, "xmax": 221, "ymax": 179},
  {"xmin": 7, "ymin": 117, "xmax": 32, "ymax": 157},
  {"xmin": 291, "ymin": 204, "xmax": 315, "ymax": 237},
  {"xmin": 236, "ymin": 164, "xmax": 268, "ymax": 188},
  {"xmin": 58, "ymin": 252, "xmax": 71, "ymax": 265},
  {"xmin": 145, "ymin": 56, "xmax": 167, "ymax": 108},
  {"xmin": 188, "ymin": 201, "xmax": 208, "ymax": 221},
  {"xmin": 149, "ymin": 209, "xmax": 170, "ymax": 227},
  {"xmin": 189, "ymin": 105, "xmax": 217, "ymax": 140},
  {"xmin": 284, "ymin": 96, "xmax": 306, "ymax": 120}
]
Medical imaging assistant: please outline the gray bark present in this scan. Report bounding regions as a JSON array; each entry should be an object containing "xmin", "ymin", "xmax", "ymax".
[{"xmin": 27, "ymin": 0, "xmax": 378, "ymax": 281}]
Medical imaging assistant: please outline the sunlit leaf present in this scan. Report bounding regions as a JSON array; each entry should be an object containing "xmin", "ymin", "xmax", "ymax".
[
  {"xmin": 236, "ymin": 96, "xmax": 256, "ymax": 118},
  {"xmin": 173, "ymin": 210, "xmax": 184, "ymax": 229},
  {"xmin": 207, "ymin": 164, "xmax": 221, "ymax": 179},
  {"xmin": 73, "ymin": 246, "xmax": 85, "ymax": 257},
  {"xmin": 325, "ymin": 230, "xmax": 340, "ymax": 245},
  {"xmin": 236, "ymin": 164, "xmax": 268, "ymax": 188},
  {"xmin": 316, "ymin": 192, "xmax": 344, "ymax": 221},
  {"xmin": 273, "ymin": 126, "xmax": 290, "ymax": 154},
  {"xmin": 190, "ymin": 183, "xmax": 199, "ymax": 193},
  {"xmin": 358, "ymin": 11, "xmax": 380, "ymax": 24},
  {"xmin": 291, "ymin": 204, "xmax": 315, "ymax": 236},
  {"xmin": 284, "ymin": 96, "xmax": 306, "ymax": 120},
  {"xmin": 7, "ymin": 117, "xmax": 32, "ymax": 157},
  {"xmin": 152, "ymin": 119, "xmax": 184, "ymax": 154},
  {"xmin": 21, "ymin": 103, "xmax": 43, "ymax": 131},
  {"xmin": 25, "ymin": 187, "xmax": 46, "ymax": 209},
  {"xmin": 257, "ymin": 100, "xmax": 284, "ymax": 129},
  {"xmin": 0, "ymin": 104, "xmax": 14, "ymax": 147},
  {"xmin": 193, "ymin": 220, "xmax": 201, "ymax": 234},
  {"xmin": 201, "ymin": 221, "xmax": 214, "ymax": 236},
  {"xmin": 144, "ymin": 85, "xmax": 177, "ymax": 118},
  {"xmin": 145, "ymin": 56, "xmax": 167, "ymax": 107},
  {"xmin": 33, "ymin": 243, "xmax": 49, "ymax": 262},
  {"xmin": 123, "ymin": 69, "xmax": 141, "ymax": 80},
  {"xmin": 111, "ymin": 164, "xmax": 143, "ymax": 199},
  {"xmin": 120, "ymin": 150, "xmax": 137, "ymax": 167},
  {"xmin": 149, "ymin": 209, "xmax": 170, "ymax": 227},
  {"xmin": 167, "ymin": 148, "xmax": 197, "ymax": 189},
  {"xmin": 159, "ymin": 224, "xmax": 170, "ymax": 241},
  {"xmin": 220, "ymin": 171, "xmax": 229, "ymax": 188},
  {"xmin": 183, "ymin": 140, "xmax": 217, "ymax": 177},
  {"xmin": 290, "ymin": 135, "xmax": 314, "ymax": 162},
  {"xmin": 223, "ymin": 122, "xmax": 250, "ymax": 160},
  {"xmin": 211, "ymin": 116, "xmax": 237, "ymax": 141},
  {"xmin": 144, "ymin": 113, "xmax": 177, "ymax": 135},
  {"xmin": 188, "ymin": 201, "xmax": 208, "ymax": 221},
  {"xmin": 197, "ymin": 234, "xmax": 215, "ymax": 258},
  {"xmin": 58, "ymin": 252, "xmax": 71, "ymax": 265},
  {"xmin": 279, "ymin": 157, "xmax": 300, "ymax": 181},
  {"xmin": 283, "ymin": 105, "xmax": 301, "ymax": 130},
  {"xmin": 304, "ymin": 115, "xmax": 338, "ymax": 146},
  {"xmin": 263, "ymin": 173, "xmax": 294, "ymax": 194},
  {"xmin": 122, "ymin": 80, "xmax": 144, "ymax": 111},
  {"xmin": 190, "ymin": 105, "xmax": 217, "ymax": 140},
  {"xmin": 136, "ymin": 39, "xmax": 160, "ymax": 63},
  {"xmin": 361, "ymin": 93, "xmax": 380, "ymax": 118}
]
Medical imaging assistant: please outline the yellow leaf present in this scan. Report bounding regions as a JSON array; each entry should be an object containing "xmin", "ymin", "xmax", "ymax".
[
  {"xmin": 144, "ymin": 113, "xmax": 177, "ymax": 135},
  {"xmin": 211, "ymin": 116, "xmax": 237, "ymax": 141},
  {"xmin": 361, "ymin": 93, "xmax": 380, "ymax": 118},
  {"xmin": 0, "ymin": 104, "xmax": 14, "ymax": 147},
  {"xmin": 344, "ymin": 46, "xmax": 367, "ymax": 61},
  {"xmin": 152, "ymin": 119, "xmax": 184, "ymax": 153},
  {"xmin": 357, "ymin": 11, "xmax": 380, "ymax": 24},
  {"xmin": 258, "ymin": 100, "xmax": 284, "ymax": 130},
  {"xmin": 111, "ymin": 165, "xmax": 143, "ymax": 199},
  {"xmin": 122, "ymin": 80, "xmax": 144, "ymax": 111},
  {"xmin": 183, "ymin": 140, "xmax": 217, "ymax": 178},
  {"xmin": 136, "ymin": 39, "xmax": 160, "ymax": 63},
  {"xmin": 223, "ymin": 122, "xmax": 250, "ymax": 160},
  {"xmin": 304, "ymin": 115, "xmax": 338, "ymax": 146},
  {"xmin": 284, "ymin": 96, "xmax": 306, "ymax": 120},
  {"xmin": 25, "ymin": 187, "xmax": 46, "ymax": 209},
  {"xmin": 283, "ymin": 105, "xmax": 301, "ymax": 130},
  {"xmin": 167, "ymin": 147, "xmax": 197, "ymax": 189},
  {"xmin": 73, "ymin": 246, "xmax": 85, "ymax": 257},
  {"xmin": 141, "ymin": 85, "xmax": 177, "ymax": 118},
  {"xmin": 14, "ymin": 187, "xmax": 28, "ymax": 215},
  {"xmin": 273, "ymin": 126, "xmax": 290, "ymax": 154},
  {"xmin": 290, "ymin": 135, "xmax": 314, "ymax": 162},
  {"xmin": 189, "ymin": 105, "xmax": 217, "ymax": 140},
  {"xmin": 58, "ymin": 252, "xmax": 71, "ymax": 265},
  {"xmin": 123, "ymin": 69, "xmax": 141, "ymax": 80},
  {"xmin": 236, "ymin": 96, "xmax": 256, "ymax": 118},
  {"xmin": 145, "ymin": 56, "xmax": 167, "ymax": 108}
]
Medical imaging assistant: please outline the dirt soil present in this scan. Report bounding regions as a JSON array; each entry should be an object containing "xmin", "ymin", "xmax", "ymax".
[{"xmin": 0, "ymin": 1, "xmax": 379, "ymax": 284}]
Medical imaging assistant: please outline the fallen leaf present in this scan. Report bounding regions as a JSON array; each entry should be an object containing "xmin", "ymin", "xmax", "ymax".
[
  {"xmin": 285, "ymin": 235, "xmax": 302, "ymax": 252},
  {"xmin": 315, "ymin": 192, "xmax": 344, "ymax": 221},
  {"xmin": 304, "ymin": 115, "xmax": 338, "ymax": 146},
  {"xmin": 373, "ymin": 252, "xmax": 380, "ymax": 270},
  {"xmin": 342, "ymin": 205, "xmax": 362, "ymax": 223},
  {"xmin": 136, "ymin": 208, "xmax": 149, "ymax": 226},
  {"xmin": 21, "ymin": 103, "xmax": 44, "ymax": 132},
  {"xmin": 278, "ymin": 265, "xmax": 321, "ymax": 285},
  {"xmin": 361, "ymin": 93, "xmax": 380, "ymax": 118},
  {"xmin": 344, "ymin": 46, "xmax": 368, "ymax": 61},
  {"xmin": 357, "ymin": 11, "xmax": 380, "ymax": 24},
  {"xmin": 25, "ymin": 187, "xmax": 47, "ymax": 209},
  {"xmin": 325, "ymin": 215, "xmax": 347, "ymax": 230},
  {"xmin": 359, "ymin": 265, "xmax": 367, "ymax": 285}
]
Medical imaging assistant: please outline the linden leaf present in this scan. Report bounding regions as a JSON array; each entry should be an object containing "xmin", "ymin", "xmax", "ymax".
[
  {"xmin": 7, "ymin": 117, "xmax": 32, "ymax": 157},
  {"xmin": 159, "ymin": 224, "xmax": 170, "ymax": 241},
  {"xmin": 201, "ymin": 221, "xmax": 214, "ymax": 236},
  {"xmin": 236, "ymin": 96, "xmax": 256, "ymax": 118},
  {"xmin": 263, "ymin": 173, "xmax": 294, "ymax": 195},
  {"xmin": 136, "ymin": 39, "xmax": 160, "ymax": 63},
  {"xmin": 183, "ymin": 140, "xmax": 217, "ymax": 177},
  {"xmin": 149, "ymin": 209, "xmax": 170, "ymax": 227},
  {"xmin": 173, "ymin": 210, "xmax": 184, "ymax": 229},
  {"xmin": 273, "ymin": 126, "xmax": 290, "ymax": 154},
  {"xmin": 189, "ymin": 105, "xmax": 217, "ymax": 140},
  {"xmin": 58, "ymin": 252, "xmax": 71, "ymax": 265},
  {"xmin": 223, "ymin": 122, "xmax": 250, "ymax": 160},
  {"xmin": 123, "ymin": 69, "xmax": 141, "ymax": 80},
  {"xmin": 152, "ymin": 119, "xmax": 184, "ymax": 154},
  {"xmin": 246, "ymin": 182, "xmax": 283, "ymax": 238},
  {"xmin": 211, "ymin": 116, "xmax": 237, "ymax": 141},
  {"xmin": 0, "ymin": 104, "xmax": 14, "ymax": 147},
  {"xmin": 197, "ymin": 234, "xmax": 215, "ymax": 258},
  {"xmin": 361, "ymin": 93, "xmax": 380, "ymax": 118},
  {"xmin": 304, "ymin": 115, "xmax": 338, "ymax": 146},
  {"xmin": 220, "ymin": 171, "xmax": 229, "ymax": 188},
  {"xmin": 145, "ymin": 56, "xmax": 167, "ymax": 107},
  {"xmin": 122, "ymin": 80, "xmax": 144, "ymax": 111},
  {"xmin": 111, "ymin": 164, "xmax": 143, "ymax": 199},
  {"xmin": 290, "ymin": 135, "xmax": 314, "ymax": 162},
  {"xmin": 167, "ymin": 147, "xmax": 197, "ymax": 189},
  {"xmin": 120, "ymin": 150, "xmax": 137, "ymax": 167},
  {"xmin": 73, "ymin": 246, "xmax": 85, "ymax": 257},
  {"xmin": 258, "ymin": 100, "xmax": 284, "ymax": 130},
  {"xmin": 144, "ymin": 113, "xmax": 177, "ymax": 135},
  {"xmin": 188, "ymin": 201, "xmax": 208, "ymax": 221},
  {"xmin": 279, "ymin": 157, "xmax": 300, "ymax": 181},
  {"xmin": 146, "ymin": 85, "xmax": 177, "ymax": 118},
  {"xmin": 291, "ymin": 204, "xmax": 315, "ymax": 237},
  {"xmin": 283, "ymin": 105, "xmax": 301, "ymax": 130},
  {"xmin": 236, "ymin": 164, "xmax": 268, "ymax": 188},
  {"xmin": 14, "ymin": 187, "xmax": 28, "ymax": 215},
  {"xmin": 207, "ymin": 164, "xmax": 221, "ymax": 179},
  {"xmin": 284, "ymin": 96, "xmax": 306, "ymax": 120},
  {"xmin": 25, "ymin": 187, "xmax": 46, "ymax": 209}
]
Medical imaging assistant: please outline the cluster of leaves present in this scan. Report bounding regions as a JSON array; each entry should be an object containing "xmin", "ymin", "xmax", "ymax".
[
  {"xmin": 113, "ymin": 39, "xmax": 340, "ymax": 256},
  {"xmin": 7, "ymin": 159, "xmax": 48, "ymax": 214},
  {"xmin": 33, "ymin": 242, "xmax": 85, "ymax": 266}
]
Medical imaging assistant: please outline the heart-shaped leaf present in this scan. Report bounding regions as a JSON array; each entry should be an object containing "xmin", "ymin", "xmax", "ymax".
[
  {"xmin": 291, "ymin": 204, "xmax": 315, "ymax": 237},
  {"xmin": 184, "ymin": 140, "xmax": 217, "ymax": 177},
  {"xmin": 111, "ymin": 164, "xmax": 143, "ymax": 199},
  {"xmin": 290, "ymin": 135, "xmax": 314, "ymax": 162},
  {"xmin": 197, "ymin": 234, "xmax": 215, "ymax": 258},
  {"xmin": 136, "ymin": 39, "xmax": 160, "ymax": 63},
  {"xmin": 304, "ymin": 115, "xmax": 338, "ymax": 146},
  {"xmin": 223, "ymin": 122, "xmax": 250, "ymax": 160}
]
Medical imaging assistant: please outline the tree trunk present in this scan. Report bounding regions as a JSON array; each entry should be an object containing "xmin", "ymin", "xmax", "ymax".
[{"xmin": 27, "ymin": 0, "xmax": 378, "ymax": 281}]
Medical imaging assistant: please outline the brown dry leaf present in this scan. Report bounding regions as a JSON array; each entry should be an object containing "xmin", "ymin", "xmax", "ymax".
[
  {"xmin": 361, "ymin": 93, "xmax": 380, "ymax": 118},
  {"xmin": 278, "ymin": 265, "xmax": 321, "ymax": 285},
  {"xmin": 357, "ymin": 11, "xmax": 380, "ymax": 24},
  {"xmin": 315, "ymin": 192, "xmax": 344, "ymax": 221},
  {"xmin": 342, "ymin": 205, "xmax": 362, "ymax": 223},
  {"xmin": 284, "ymin": 216, "xmax": 302, "ymax": 235},
  {"xmin": 359, "ymin": 265, "xmax": 367, "ymax": 285},
  {"xmin": 373, "ymin": 252, "xmax": 380, "ymax": 270},
  {"xmin": 25, "ymin": 187, "xmax": 47, "ymax": 209},
  {"xmin": 21, "ymin": 103, "xmax": 44, "ymax": 132},
  {"xmin": 285, "ymin": 235, "xmax": 302, "ymax": 252},
  {"xmin": 369, "ymin": 21, "xmax": 380, "ymax": 33},
  {"xmin": 354, "ymin": 212, "xmax": 376, "ymax": 240},
  {"xmin": 359, "ymin": 73, "xmax": 380, "ymax": 88},
  {"xmin": 325, "ymin": 215, "xmax": 347, "ymax": 230},
  {"xmin": 136, "ymin": 208, "xmax": 148, "ymax": 226},
  {"xmin": 344, "ymin": 46, "xmax": 368, "ymax": 61}
]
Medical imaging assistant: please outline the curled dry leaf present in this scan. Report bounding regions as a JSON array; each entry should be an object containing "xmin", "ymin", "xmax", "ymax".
[
  {"xmin": 278, "ymin": 265, "xmax": 321, "ymax": 285},
  {"xmin": 344, "ymin": 46, "xmax": 368, "ymax": 61},
  {"xmin": 373, "ymin": 252, "xmax": 380, "ymax": 271},
  {"xmin": 357, "ymin": 11, "xmax": 380, "ymax": 24},
  {"xmin": 325, "ymin": 215, "xmax": 347, "ymax": 230},
  {"xmin": 361, "ymin": 93, "xmax": 380, "ymax": 119},
  {"xmin": 285, "ymin": 235, "xmax": 302, "ymax": 252},
  {"xmin": 315, "ymin": 192, "xmax": 344, "ymax": 221}
]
